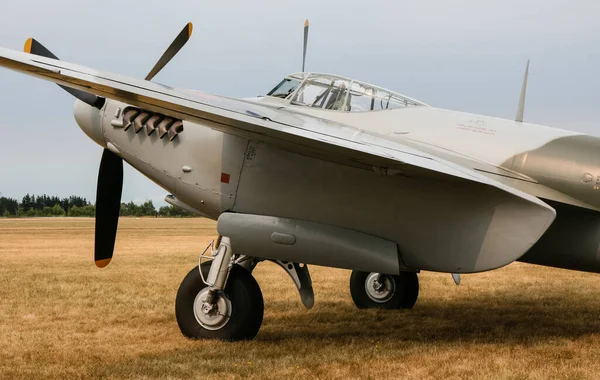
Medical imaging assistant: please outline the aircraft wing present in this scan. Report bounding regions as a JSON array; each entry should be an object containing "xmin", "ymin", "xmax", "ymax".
[
  {"xmin": 0, "ymin": 47, "xmax": 556, "ymax": 270},
  {"xmin": 0, "ymin": 48, "xmax": 539, "ymax": 186},
  {"xmin": 399, "ymin": 138, "xmax": 600, "ymax": 211},
  {"xmin": 0, "ymin": 47, "xmax": 476, "ymax": 181}
]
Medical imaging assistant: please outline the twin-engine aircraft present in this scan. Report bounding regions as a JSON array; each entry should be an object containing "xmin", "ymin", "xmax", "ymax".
[{"xmin": 1, "ymin": 20, "xmax": 599, "ymax": 341}]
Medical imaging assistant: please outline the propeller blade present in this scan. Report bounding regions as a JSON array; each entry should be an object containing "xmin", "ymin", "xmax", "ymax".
[
  {"xmin": 302, "ymin": 19, "xmax": 309, "ymax": 72},
  {"xmin": 94, "ymin": 149, "xmax": 123, "ymax": 268},
  {"xmin": 145, "ymin": 22, "xmax": 193, "ymax": 81},
  {"xmin": 23, "ymin": 38, "xmax": 105, "ymax": 109}
]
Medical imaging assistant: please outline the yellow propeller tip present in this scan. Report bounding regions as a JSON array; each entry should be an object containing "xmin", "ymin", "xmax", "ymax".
[
  {"xmin": 187, "ymin": 22, "xmax": 193, "ymax": 38},
  {"xmin": 304, "ymin": 19, "xmax": 309, "ymax": 27},
  {"xmin": 95, "ymin": 258, "xmax": 112, "ymax": 268},
  {"xmin": 24, "ymin": 38, "xmax": 33, "ymax": 53}
]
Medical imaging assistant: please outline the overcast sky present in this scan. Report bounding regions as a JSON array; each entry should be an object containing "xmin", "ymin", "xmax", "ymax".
[{"xmin": 0, "ymin": 0, "xmax": 598, "ymax": 205}]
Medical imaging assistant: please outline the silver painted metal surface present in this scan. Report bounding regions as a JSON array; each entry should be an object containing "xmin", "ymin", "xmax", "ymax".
[
  {"xmin": 217, "ymin": 213, "xmax": 402, "ymax": 274},
  {"xmin": 273, "ymin": 260, "xmax": 314, "ymax": 309},
  {"xmin": 106, "ymin": 142, "xmax": 119, "ymax": 155},
  {"xmin": 193, "ymin": 288, "xmax": 231, "ymax": 330},
  {"xmin": 4, "ymin": 44, "xmax": 600, "ymax": 275},
  {"xmin": 515, "ymin": 60, "xmax": 529, "ymax": 122},
  {"xmin": 503, "ymin": 135, "xmax": 600, "ymax": 209},
  {"xmin": 206, "ymin": 237, "xmax": 233, "ymax": 291},
  {"xmin": 164, "ymin": 195, "xmax": 211, "ymax": 219},
  {"xmin": 271, "ymin": 232, "xmax": 296, "ymax": 245},
  {"xmin": 365, "ymin": 272, "xmax": 395, "ymax": 303},
  {"xmin": 232, "ymin": 144, "xmax": 554, "ymax": 273}
]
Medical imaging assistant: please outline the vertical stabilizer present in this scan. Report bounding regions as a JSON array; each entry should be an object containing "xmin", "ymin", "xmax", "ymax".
[{"xmin": 515, "ymin": 59, "xmax": 530, "ymax": 122}]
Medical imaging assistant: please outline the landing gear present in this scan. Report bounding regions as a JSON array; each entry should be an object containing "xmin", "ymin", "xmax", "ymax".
[
  {"xmin": 349, "ymin": 270, "xmax": 419, "ymax": 310},
  {"xmin": 176, "ymin": 263, "xmax": 264, "ymax": 340},
  {"xmin": 175, "ymin": 238, "xmax": 264, "ymax": 341}
]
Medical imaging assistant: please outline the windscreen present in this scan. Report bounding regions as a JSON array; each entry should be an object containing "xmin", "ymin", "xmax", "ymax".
[{"xmin": 267, "ymin": 78, "xmax": 301, "ymax": 99}]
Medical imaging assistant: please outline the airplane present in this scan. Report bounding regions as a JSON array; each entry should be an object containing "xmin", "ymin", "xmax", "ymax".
[{"xmin": 1, "ymin": 20, "xmax": 599, "ymax": 341}]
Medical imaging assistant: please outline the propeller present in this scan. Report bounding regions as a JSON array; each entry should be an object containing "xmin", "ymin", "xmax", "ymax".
[
  {"xmin": 24, "ymin": 38, "xmax": 105, "ymax": 109},
  {"xmin": 302, "ymin": 19, "xmax": 309, "ymax": 72},
  {"xmin": 24, "ymin": 22, "xmax": 194, "ymax": 267},
  {"xmin": 94, "ymin": 149, "xmax": 123, "ymax": 268},
  {"xmin": 145, "ymin": 22, "xmax": 193, "ymax": 81}
]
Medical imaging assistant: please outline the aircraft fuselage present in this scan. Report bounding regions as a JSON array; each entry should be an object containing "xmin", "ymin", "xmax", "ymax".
[{"xmin": 86, "ymin": 98, "xmax": 600, "ymax": 274}]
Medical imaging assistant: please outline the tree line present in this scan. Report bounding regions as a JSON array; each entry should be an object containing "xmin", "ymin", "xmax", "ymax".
[{"xmin": 0, "ymin": 194, "xmax": 194, "ymax": 217}]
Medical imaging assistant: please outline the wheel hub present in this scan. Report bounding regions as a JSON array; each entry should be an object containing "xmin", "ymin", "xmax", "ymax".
[
  {"xmin": 365, "ymin": 273, "xmax": 395, "ymax": 303},
  {"xmin": 193, "ymin": 288, "xmax": 232, "ymax": 330}
]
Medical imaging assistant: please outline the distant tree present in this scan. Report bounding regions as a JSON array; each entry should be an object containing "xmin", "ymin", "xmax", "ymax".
[
  {"xmin": 158, "ymin": 206, "xmax": 171, "ymax": 216},
  {"xmin": 69, "ymin": 205, "xmax": 95, "ymax": 217},
  {"xmin": 158, "ymin": 205, "xmax": 193, "ymax": 217},
  {"xmin": 0, "ymin": 197, "xmax": 19, "ymax": 216},
  {"xmin": 59, "ymin": 198, "xmax": 69, "ymax": 213},
  {"xmin": 21, "ymin": 194, "xmax": 34, "ymax": 212},
  {"xmin": 41, "ymin": 204, "xmax": 66, "ymax": 217},
  {"xmin": 68, "ymin": 205, "xmax": 81, "ymax": 216},
  {"xmin": 120, "ymin": 201, "xmax": 157, "ymax": 217},
  {"xmin": 12, "ymin": 193, "xmax": 199, "ymax": 218},
  {"xmin": 139, "ymin": 200, "xmax": 157, "ymax": 216},
  {"xmin": 130, "ymin": 201, "xmax": 140, "ymax": 216},
  {"xmin": 82, "ymin": 205, "xmax": 95, "ymax": 217},
  {"xmin": 119, "ymin": 203, "xmax": 129, "ymax": 216},
  {"xmin": 61, "ymin": 195, "xmax": 89, "ymax": 214}
]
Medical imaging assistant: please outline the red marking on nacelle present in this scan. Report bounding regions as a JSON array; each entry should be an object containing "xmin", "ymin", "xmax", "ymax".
[{"xmin": 221, "ymin": 173, "xmax": 231, "ymax": 184}]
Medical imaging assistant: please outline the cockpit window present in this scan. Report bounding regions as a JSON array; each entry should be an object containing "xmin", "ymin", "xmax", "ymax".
[
  {"xmin": 347, "ymin": 82, "xmax": 374, "ymax": 112},
  {"xmin": 267, "ymin": 78, "xmax": 301, "ymax": 99},
  {"xmin": 291, "ymin": 77, "xmax": 351, "ymax": 111},
  {"xmin": 348, "ymin": 82, "xmax": 420, "ymax": 112},
  {"xmin": 267, "ymin": 73, "xmax": 426, "ymax": 111}
]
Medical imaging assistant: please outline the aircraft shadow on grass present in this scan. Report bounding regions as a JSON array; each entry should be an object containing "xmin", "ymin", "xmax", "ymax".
[
  {"xmin": 258, "ymin": 296, "xmax": 600, "ymax": 343},
  {"xmin": 81, "ymin": 291, "xmax": 600, "ymax": 378}
]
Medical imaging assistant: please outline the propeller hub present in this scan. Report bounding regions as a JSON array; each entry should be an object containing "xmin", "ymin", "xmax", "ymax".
[{"xmin": 74, "ymin": 99, "xmax": 105, "ymax": 147}]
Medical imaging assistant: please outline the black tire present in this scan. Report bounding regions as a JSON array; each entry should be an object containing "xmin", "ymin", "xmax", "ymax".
[
  {"xmin": 175, "ymin": 263, "xmax": 264, "ymax": 341},
  {"xmin": 398, "ymin": 272, "xmax": 419, "ymax": 309},
  {"xmin": 350, "ymin": 270, "xmax": 419, "ymax": 310}
]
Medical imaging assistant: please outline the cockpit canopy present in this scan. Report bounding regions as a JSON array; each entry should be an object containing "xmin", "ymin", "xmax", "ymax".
[{"xmin": 267, "ymin": 73, "xmax": 426, "ymax": 112}]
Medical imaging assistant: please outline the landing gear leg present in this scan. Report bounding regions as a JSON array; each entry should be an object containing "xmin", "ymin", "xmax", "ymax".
[
  {"xmin": 349, "ymin": 270, "xmax": 419, "ymax": 310},
  {"xmin": 175, "ymin": 237, "xmax": 264, "ymax": 340},
  {"xmin": 272, "ymin": 261, "xmax": 314, "ymax": 309}
]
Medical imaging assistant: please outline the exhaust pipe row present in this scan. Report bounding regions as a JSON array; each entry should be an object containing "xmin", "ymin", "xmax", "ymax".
[{"xmin": 111, "ymin": 106, "xmax": 184, "ymax": 141}]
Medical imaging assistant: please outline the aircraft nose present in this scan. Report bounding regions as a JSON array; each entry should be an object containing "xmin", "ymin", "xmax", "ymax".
[{"xmin": 73, "ymin": 99, "xmax": 106, "ymax": 147}]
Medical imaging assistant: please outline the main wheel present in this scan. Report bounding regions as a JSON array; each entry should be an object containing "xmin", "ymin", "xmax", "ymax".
[
  {"xmin": 350, "ymin": 270, "xmax": 419, "ymax": 310},
  {"xmin": 175, "ymin": 263, "xmax": 264, "ymax": 341}
]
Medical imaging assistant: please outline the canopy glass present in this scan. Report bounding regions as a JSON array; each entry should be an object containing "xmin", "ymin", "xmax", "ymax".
[{"xmin": 266, "ymin": 73, "xmax": 425, "ymax": 112}]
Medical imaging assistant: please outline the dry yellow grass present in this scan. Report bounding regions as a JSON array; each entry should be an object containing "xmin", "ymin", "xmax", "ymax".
[{"xmin": 0, "ymin": 217, "xmax": 599, "ymax": 379}]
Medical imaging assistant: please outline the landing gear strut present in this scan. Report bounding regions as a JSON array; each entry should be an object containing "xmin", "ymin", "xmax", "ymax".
[
  {"xmin": 349, "ymin": 270, "xmax": 419, "ymax": 310},
  {"xmin": 175, "ymin": 238, "xmax": 264, "ymax": 340}
]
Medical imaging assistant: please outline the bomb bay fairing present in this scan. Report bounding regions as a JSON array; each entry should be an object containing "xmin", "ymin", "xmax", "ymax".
[{"xmin": 1, "ymin": 21, "xmax": 599, "ymax": 340}]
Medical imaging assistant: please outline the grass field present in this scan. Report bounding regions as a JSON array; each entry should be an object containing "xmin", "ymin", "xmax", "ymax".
[{"xmin": 1, "ymin": 217, "xmax": 599, "ymax": 379}]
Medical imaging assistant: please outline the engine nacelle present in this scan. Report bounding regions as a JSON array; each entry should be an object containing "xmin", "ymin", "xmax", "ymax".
[
  {"xmin": 519, "ymin": 200, "xmax": 600, "ymax": 273},
  {"xmin": 507, "ymin": 135, "xmax": 600, "ymax": 210}
]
